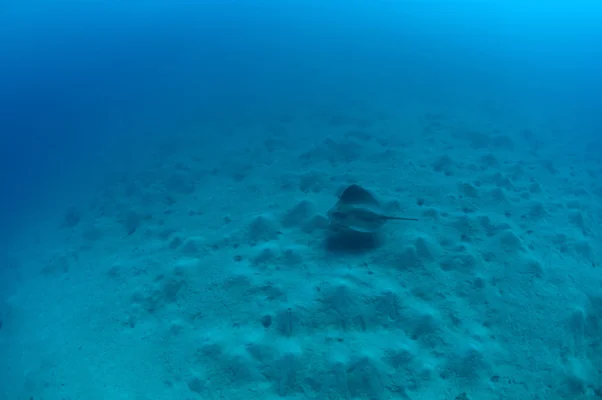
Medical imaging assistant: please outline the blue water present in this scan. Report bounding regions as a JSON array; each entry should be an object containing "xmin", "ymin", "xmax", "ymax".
[{"xmin": 1, "ymin": 1, "xmax": 602, "ymax": 398}]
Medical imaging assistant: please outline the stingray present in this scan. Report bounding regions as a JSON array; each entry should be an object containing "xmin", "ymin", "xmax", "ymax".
[{"xmin": 327, "ymin": 184, "xmax": 418, "ymax": 233}]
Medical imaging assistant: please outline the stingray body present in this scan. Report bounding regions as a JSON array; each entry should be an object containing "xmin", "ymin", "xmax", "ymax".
[{"xmin": 327, "ymin": 184, "xmax": 418, "ymax": 233}]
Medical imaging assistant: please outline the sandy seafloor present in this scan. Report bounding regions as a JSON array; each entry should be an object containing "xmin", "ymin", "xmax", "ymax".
[{"xmin": 1, "ymin": 103, "xmax": 601, "ymax": 400}]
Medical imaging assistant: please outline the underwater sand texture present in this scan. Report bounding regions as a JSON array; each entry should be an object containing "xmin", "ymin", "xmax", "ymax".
[{"xmin": 1, "ymin": 111, "xmax": 601, "ymax": 400}]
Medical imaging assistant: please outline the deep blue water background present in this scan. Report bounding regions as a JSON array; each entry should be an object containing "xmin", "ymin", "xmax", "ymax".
[{"xmin": 1, "ymin": 0, "xmax": 601, "ymax": 245}]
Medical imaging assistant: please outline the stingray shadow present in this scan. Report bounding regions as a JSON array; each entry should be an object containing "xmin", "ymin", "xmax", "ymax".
[{"xmin": 324, "ymin": 231, "xmax": 381, "ymax": 254}]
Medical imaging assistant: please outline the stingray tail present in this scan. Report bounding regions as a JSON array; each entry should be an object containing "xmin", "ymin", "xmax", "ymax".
[{"xmin": 383, "ymin": 216, "xmax": 419, "ymax": 221}]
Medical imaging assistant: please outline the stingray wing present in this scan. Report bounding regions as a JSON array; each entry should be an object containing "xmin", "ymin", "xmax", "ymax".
[
  {"xmin": 330, "ymin": 205, "xmax": 387, "ymax": 233},
  {"xmin": 338, "ymin": 184, "xmax": 381, "ymax": 207}
]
